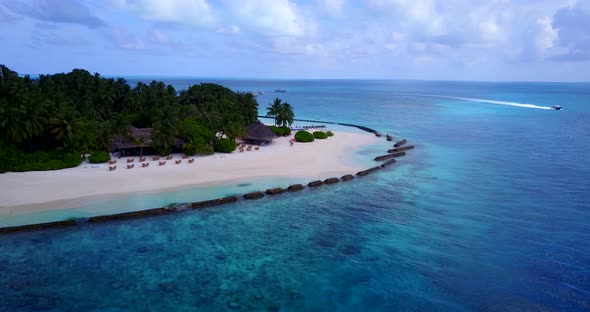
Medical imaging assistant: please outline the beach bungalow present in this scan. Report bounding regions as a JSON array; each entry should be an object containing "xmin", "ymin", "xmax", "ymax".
[
  {"xmin": 243, "ymin": 121, "xmax": 277, "ymax": 145},
  {"xmin": 111, "ymin": 127, "xmax": 183, "ymax": 156}
]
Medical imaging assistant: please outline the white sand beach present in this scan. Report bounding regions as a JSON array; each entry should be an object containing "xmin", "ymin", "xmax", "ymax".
[{"xmin": 0, "ymin": 131, "xmax": 379, "ymax": 215}]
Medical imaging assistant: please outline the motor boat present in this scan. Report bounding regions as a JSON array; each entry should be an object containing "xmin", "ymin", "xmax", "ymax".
[{"xmin": 551, "ymin": 105, "xmax": 562, "ymax": 110}]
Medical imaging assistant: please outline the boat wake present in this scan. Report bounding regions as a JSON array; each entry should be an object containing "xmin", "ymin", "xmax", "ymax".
[
  {"xmin": 395, "ymin": 93, "xmax": 554, "ymax": 110},
  {"xmin": 447, "ymin": 96, "xmax": 553, "ymax": 110}
]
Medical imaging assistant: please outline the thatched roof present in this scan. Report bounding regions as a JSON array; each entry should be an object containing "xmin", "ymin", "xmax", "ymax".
[
  {"xmin": 113, "ymin": 127, "xmax": 152, "ymax": 149},
  {"xmin": 244, "ymin": 121, "xmax": 276, "ymax": 142},
  {"xmin": 130, "ymin": 127, "xmax": 153, "ymax": 139}
]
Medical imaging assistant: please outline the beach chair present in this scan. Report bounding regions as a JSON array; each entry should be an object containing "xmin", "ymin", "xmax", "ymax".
[
  {"xmin": 255, "ymin": 146, "xmax": 260, "ymax": 150},
  {"xmin": 109, "ymin": 160, "xmax": 117, "ymax": 165},
  {"xmin": 175, "ymin": 160, "xmax": 182, "ymax": 164},
  {"xmin": 188, "ymin": 159, "xmax": 195, "ymax": 164},
  {"xmin": 166, "ymin": 155, "xmax": 173, "ymax": 160},
  {"xmin": 127, "ymin": 158, "xmax": 134, "ymax": 163},
  {"xmin": 142, "ymin": 162, "xmax": 149, "ymax": 168},
  {"xmin": 153, "ymin": 156, "xmax": 160, "ymax": 161},
  {"xmin": 159, "ymin": 161, "xmax": 166, "ymax": 166},
  {"xmin": 139, "ymin": 157, "xmax": 146, "ymax": 162},
  {"xmin": 109, "ymin": 166, "xmax": 117, "ymax": 171},
  {"xmin": 127, "ymin": 164, "xmax": 134, "ymax": 169},
  {"xmin": 182, "ymin": 155, "xmax": 189, "ymax": 159}
]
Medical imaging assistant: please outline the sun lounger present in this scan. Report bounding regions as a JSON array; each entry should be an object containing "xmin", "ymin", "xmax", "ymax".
[
  {"xmin": 126, "ymin": 164, "xmax": 134, "ymax": 169},
  {"xmin": 142, "ymin": 162, "xmax": 149, "ymax": 168},
  {"xmin": 109, "ymin": 160, "xmax": 117, "ymax": 165},
  {"xmin": 127, "ymin": 158, "xmax": 134, "ymax": 163},
  {"xmin": 175, "ymin": 160, "xmax": 182, "ymax": 164},
  {"xmin": 159, "ymin": 161, "xmax": 166, "ymax": 166},
  {"xmin": 109, "ymin": 166, "xmax": 117, "ymax": 171}
]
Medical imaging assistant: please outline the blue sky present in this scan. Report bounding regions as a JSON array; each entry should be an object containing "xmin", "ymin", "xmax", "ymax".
[{"xmin": 1, "ymin": 0, "xmax": 589, "ymax": 81}]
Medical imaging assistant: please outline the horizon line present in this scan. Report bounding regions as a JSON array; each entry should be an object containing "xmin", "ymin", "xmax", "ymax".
[{"xmin": 18, "ymin": 73, "xmax": 590, "ymax": 84}]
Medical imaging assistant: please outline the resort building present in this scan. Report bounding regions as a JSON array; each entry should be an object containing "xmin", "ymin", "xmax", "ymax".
[{"xmin": 243, "ymin": 121, "xmax": 277, "ymax": 145}]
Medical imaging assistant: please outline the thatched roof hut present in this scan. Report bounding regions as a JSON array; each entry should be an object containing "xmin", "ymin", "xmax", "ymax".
[
  {"xmin": 113, "ymin": 127, "xmax": 153, "ymax": 150},
  {"xmin": 110, "ymin": 126, "xmax": 183, "ymax": 155},
  {"xmin": 244, "ymin": 121, "xmax": 276, "ymax": 143}
]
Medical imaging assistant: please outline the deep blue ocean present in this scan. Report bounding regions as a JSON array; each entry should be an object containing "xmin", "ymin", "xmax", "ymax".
[{"xmin": 1, "ymin": 79, "xmax": 589, "ymax": 311}]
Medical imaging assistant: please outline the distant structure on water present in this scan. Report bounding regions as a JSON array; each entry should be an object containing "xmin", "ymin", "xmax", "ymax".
[{"xmin": 274, "ymin": 89, "xmax": 287, "ymax": 93}]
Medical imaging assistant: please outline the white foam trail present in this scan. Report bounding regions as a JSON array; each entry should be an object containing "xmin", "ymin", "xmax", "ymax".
[
  {"xmin": 448, "ymin": 96, "xmax": 553, "ymax": 110},
  {"xmin": 396, "ymin": 93, "xmax": 554, "ymax": 110}
]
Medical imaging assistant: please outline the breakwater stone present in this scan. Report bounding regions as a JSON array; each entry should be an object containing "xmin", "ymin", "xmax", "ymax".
[
  {"xmin": 357, "ymin": 166, "xmax": 381, "ymax": 176},
  {"xmin": 394, "ymin": 139, "xmax": 407, "ymax": 147},
  {"xmin": 189, "ymin": 196, "xmax": 238, "ymax": 209},
  {"xmin": 374, "ymin": 152, "xmax": 406, "ymax": 161},
  {"xmin": 0, "ymin": 219, "xmax": 78, "ymax": 234},
  {"xmin": 374, "ymin": 131, "xmax": 382, "ymax": 137},
  {"xmin": 324, "ymin": 177, "xmax": 340, "ymax": 184},
  {"xmin": 386, "ymin": 134, "xmax": 393, "ymax": 141},
  {"xmin": 388, "ymin": 145, "xmax": 415, "ymax": 153},
  {"xmin": 88, "ymin": 207, "xmax": 176, "ymax": 223},
  {"xmin": 308, "ymin": 180, "xmax": 324, "ymax": 187},
  {"xmin": 287, "ymin": 184, "xmax": 304, "ymax": 192},
  {"xmin": 381, "ymin": 159, "xmax": 397, "ymax": 168},
  {"xmin": 243, "ymin": 191, "xmax": 265, "ymax": 200},
  {"xmin": 341, "ymin": 174, "xmax": 354, "ymax": 181},
  {"xmin": 266, "ymin": 188, "xmax": 285, "ymax": 195}
]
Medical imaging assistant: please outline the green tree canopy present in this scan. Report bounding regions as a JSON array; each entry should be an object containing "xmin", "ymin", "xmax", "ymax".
[{"xmin": 266, "ymin": 98, "xmax": 295, "ymax": 127}]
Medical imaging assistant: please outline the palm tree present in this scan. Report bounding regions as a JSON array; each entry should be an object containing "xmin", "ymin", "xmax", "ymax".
[
  {"xmin": 48, "ymin": 117, "xmax": 73, "ymax": 144},
  {"xmin": 236, "ymin": 91, "xmax": 259, "ymax": 125},
  {"xmin": 266, "ymin": 98, "xmax": 283, "ymax": 126},
  {"xmin": 0, "ymin": 96, "xmax": 27, "ymax": 146},
  {"xmin": 276, "ymin": 102, "xmax": 295, "ymax": 127},
  {"xmin": 151, "ymin": 106, "xmax": 179, "ymax": 155}
]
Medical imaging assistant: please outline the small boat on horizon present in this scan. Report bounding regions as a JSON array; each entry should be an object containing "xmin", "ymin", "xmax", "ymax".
[
  {"xmin": 552, "ymin": 105, "xmax": 562, "ymax": 110},
  {"xmin": 274, "ymin": 89, "xmax": 287, "ymax": 93}
]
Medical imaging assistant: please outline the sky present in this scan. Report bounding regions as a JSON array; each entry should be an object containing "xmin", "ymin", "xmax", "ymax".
[{"xmin": 0, "ymin": 0, "xmax": 589, "ymax": 81}]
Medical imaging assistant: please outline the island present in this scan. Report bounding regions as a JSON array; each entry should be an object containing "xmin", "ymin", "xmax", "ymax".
[{"xmin": 0, "ymin": 65, "xmax": 381, "ymax": 224}]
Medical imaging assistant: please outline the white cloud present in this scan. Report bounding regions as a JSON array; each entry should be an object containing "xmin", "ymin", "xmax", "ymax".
[
  {"xmin": 318, "ymin": 0, "xmax": 345, "ymax": 17},
  {"xmin": 368, "ymin": 0, "xmax": 445, "ymax": 36},
  {"xmin": 226, "ymin": 0, "xmax": 311, "ymax": 37},
  {"xmin": 217, "ymin": 25, "xmax": 240, "ymax": 35},
  {"xmin": 150, "ymin": 29, "xmax": 169, "ymax": 44},
  {"xmin": 535, "ymin": 16, "xmax": 557, "ymax": 51},
  {"xmin": 111, "ymin": 27, "xmax": 144, "ymax": 50},
  {"xmin": 114, "ymin": 0, "xmax": 216, "ymax": 27}
]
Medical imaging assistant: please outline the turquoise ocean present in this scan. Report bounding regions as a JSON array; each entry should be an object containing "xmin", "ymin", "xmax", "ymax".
[{"xmin": 1, "ymin": 79, "xmax": 589, "ymax": 311}]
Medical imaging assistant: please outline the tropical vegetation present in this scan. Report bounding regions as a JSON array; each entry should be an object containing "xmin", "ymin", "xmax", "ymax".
[
  {"xmin": 266, "ymin": 98, "xmax": 294, "ymax": 127},
  {"xmin": 0, "ymin": 64, "xmax": 261, "ymax": 172},
  {"xmin": 214, "ymin": 138, "xmax": 237, "ymax": 153},
  {"xmin": 88, "ymin": 151, "xmax": 111, "ymax": 163},
  {"xmin": 294, "ymin": 131, "xmax": 314, "ymax": 143},
  {"xmin": 313, "ymin": 131, "xmax": 328, "ymax": 139},
  {"xmin": 268, "ymin": 125, "xmax": 291, "ymax": 137}
]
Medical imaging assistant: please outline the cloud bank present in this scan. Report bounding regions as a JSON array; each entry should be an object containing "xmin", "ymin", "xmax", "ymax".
[{"xmin": 0, "ymin": 0, "xmax": 588, "ymax": 81}]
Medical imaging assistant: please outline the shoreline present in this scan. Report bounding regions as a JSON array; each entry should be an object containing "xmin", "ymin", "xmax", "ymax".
[
  {"xmin": 0, "ymin": 125, "xmax": 415, "ymax": 232},
  {"xmin": 0, "ymin": 130, "xmax": 380, "ymax": 216}
]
